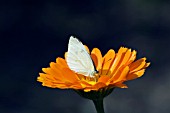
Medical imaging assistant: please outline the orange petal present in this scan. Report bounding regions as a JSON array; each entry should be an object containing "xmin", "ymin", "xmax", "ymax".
[
  {"xmin": 119, "ymin": 49, "xmax": 132, "ymax": 66},
  {"xmin": 40, "ymin": 68, "xmax": 62, "ymax": 81},
  {"xmin": 101, "ymin": 49, "xmax": 115, "ymax": 75},
  {"xmin": 64, "ymin": 52, "xmax": 68, "ymax": 59},
  {"xmin": 51, "ymin": 62, "xmax": 63, "ymax": 71},
  {"xmin": 115, "ymin": 66, "xmax": 129, "ymax": 82},
  {"xmin": 109, "ymin": 82, "xmax": 128, "ymax": 88},
  {"xmin": 91, "ymin": 48, "xmax": 103, "ymax": 71},
  {"xmin": 69, "ymin": 82, "xmax": 84, "ymax": 89},
  {"xmin": 129, "ymin": 58, "xmax": 146, "ymax": 73},
  {"xmin": 84, "ymin": 89, "xmax": 91, "ymax": 92},
  {"xmin": 126, "ymin": 69, "xmax": 145, "ymax": 80},
  {"xmin": 98, "ymin": 75, "xmax": 110, "ymax": 84},
  {"xmin": 83, "ymin": 82, "xmax": 106, "ymax": 92},
  {"xmin": 49, "ymin": 62, "xmax": 64, "ymax": 80},
  {"xmin": 50, "ymin": 62, "xmax": 60, "ymax": 72},
  {"xmin": 92, "ymin": 82, "xmax": 106, "ymax": 89},
  {"xmin": 37, "ymin": 73, "xmax": 47, "ymax": 82},
  {"xmin": 109, "ymin": 47, "xmax": 128, "ymax": 75},
  {"xmin": 62, "ymin": 68, "xmax": 79, "ymax": 82},
  {"xmin": 84, "ymin": 45, "xmax": 90, "ymax": 53},
  {"xmin": 38, "ymin": 73, "xmax": 64, "ymax": 86},
  {"xmin": 50, "ymin": 83, "xmax": 69, "ymax": 89},
  {"xmin": 110, "ymin": 66, "xmax": 129, "ymax": 83},
  {"xmin": 126, "ymin": 50, "xmax": 137, "ymax": 65},
  {"xmin": 42, "ymin": 67, "xmax": 57, "ymax": 77},
  {"xmin": 42, "ymin": 67, "xmax": 50, "ymax": 74},
  {"xmin": 144, "ymin": 62, "xmax": 150, "ymax": 68},
  {"xmin": 80, "ymin": 80, "xmax": 93, "ymax": 88},
  {"xmin": 56, "ymin": 57, "xmax": 68, "ymax": 68}
]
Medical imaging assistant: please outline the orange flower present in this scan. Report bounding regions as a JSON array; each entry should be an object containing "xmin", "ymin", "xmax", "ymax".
[{"xmin": 37, "ymin": 45, "xmax": 150, "ymax": 92}]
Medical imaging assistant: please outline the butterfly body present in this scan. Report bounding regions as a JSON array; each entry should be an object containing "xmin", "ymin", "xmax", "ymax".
[{"xmin": 66, "ymin": 36, "xmax": 97, "ymax": 77}]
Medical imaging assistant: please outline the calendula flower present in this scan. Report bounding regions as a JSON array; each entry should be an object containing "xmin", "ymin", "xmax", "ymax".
[
  {"xmin": 38, "ymin": 37, "xmax": 150, "ymax": 92},
  {"xmin": 37, "ymin": 36, "xmax": 150, "ymax": 113}
]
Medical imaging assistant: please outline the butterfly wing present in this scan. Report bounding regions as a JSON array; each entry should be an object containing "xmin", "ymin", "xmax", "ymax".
[{"xmin": 66, "ymin": 36, "xmax": 95, "ymax": 77}]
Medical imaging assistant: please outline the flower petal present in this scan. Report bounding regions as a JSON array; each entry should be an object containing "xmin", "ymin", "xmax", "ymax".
[
  {"xmin": 98, "ymin": 75, "xmax": 110, "ymax": 85},
  {"xmin": 129, "ymin": 58, "xmax": 146, "ymax": 73},
  {"xmin": 110, "ymin": 66, "xmax": 129, "ymax": 83},
  {"xmin": 119, "ymin": 49, "xmax": 132, "ymax": 66},
  {"xmin": 84, "ymin": 82, "xmax": 106, "ymax": 92},
  {"xmin": 101, "ymin": 49, "xmax": 115, "ymax": 75},
  {"xmin": 109, "ymin": 47, "xmax": 128, "ymax": 75},
  {"xmin": 64, "ymin": 52, "xmax": 67, "ymax": 59},
  {"xmin": 110, "ymin": 82, "xmax": 128, "ymax": 88},
  {"xmin": 115, "ymin": 66, "xmax": 129, "ymax": 83},
  {"xmin": 92, "ymin": 82, "xmax": 106, "ymax": 89},
  {"xmin": 91, "ymin": 48, "xmax": 103, "ymax": 71},
  {"xmin": 84, "ymin": 45, "xmax": 90, "ymax": 53},
  {"xmin": 126, "ymin": 69, "xmax": 145, "ymax": 80},
  {"xmin": 38, "ymin": 73, "xmax": 65, "ymax": 88},
  {"xmin": 62, "ymin": 68, "xmax": 80, "ymax": 82},
  {"xmin": 144, "ymin": 62, "xmax": 151, "ymax": 68},
  {"xmin": 69, "ymin": 83, "xmax": 84, "ymax": 89},
  {"xmin": 56, "ymin": 57, "xmax": 68, "ymax": 68},
  {"xmin": 126, "ymin": 50, "xmax": 137, "ymax": 65}
]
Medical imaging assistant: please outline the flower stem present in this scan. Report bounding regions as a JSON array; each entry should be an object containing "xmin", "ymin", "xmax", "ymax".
[{"xmin": 92, "ymin": 98, "xmax": 105, "ymax": 113}]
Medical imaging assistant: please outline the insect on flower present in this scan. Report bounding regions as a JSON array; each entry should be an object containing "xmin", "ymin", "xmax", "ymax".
[
  {"xmin": 66, "ymin": 36, "xmax": 98, "ymax": 77},
  {"xmin": 37, "ymin": 36, "xmax": 150, "ymax": 92}
]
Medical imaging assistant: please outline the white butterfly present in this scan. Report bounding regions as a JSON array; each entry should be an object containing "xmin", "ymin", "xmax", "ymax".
[{"xmin": 66, "ymin": 36, "xmax": 97, "ymax": 77}]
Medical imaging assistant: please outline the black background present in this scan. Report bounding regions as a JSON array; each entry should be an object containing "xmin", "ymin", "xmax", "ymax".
[{"xmin": 1, "ymin": 0, "xmax": 170, "ymax": 113}]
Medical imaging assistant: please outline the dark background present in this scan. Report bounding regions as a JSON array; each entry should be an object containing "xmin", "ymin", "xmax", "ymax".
[{"xmin": 1, "ymin": 0, "xmax": 170, "ymax": 113}]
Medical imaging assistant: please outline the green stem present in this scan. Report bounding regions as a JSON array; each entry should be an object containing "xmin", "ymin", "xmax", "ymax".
[{"xmin": 92, "ymin": 98, "xmax": 105, "ymax": 113}]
